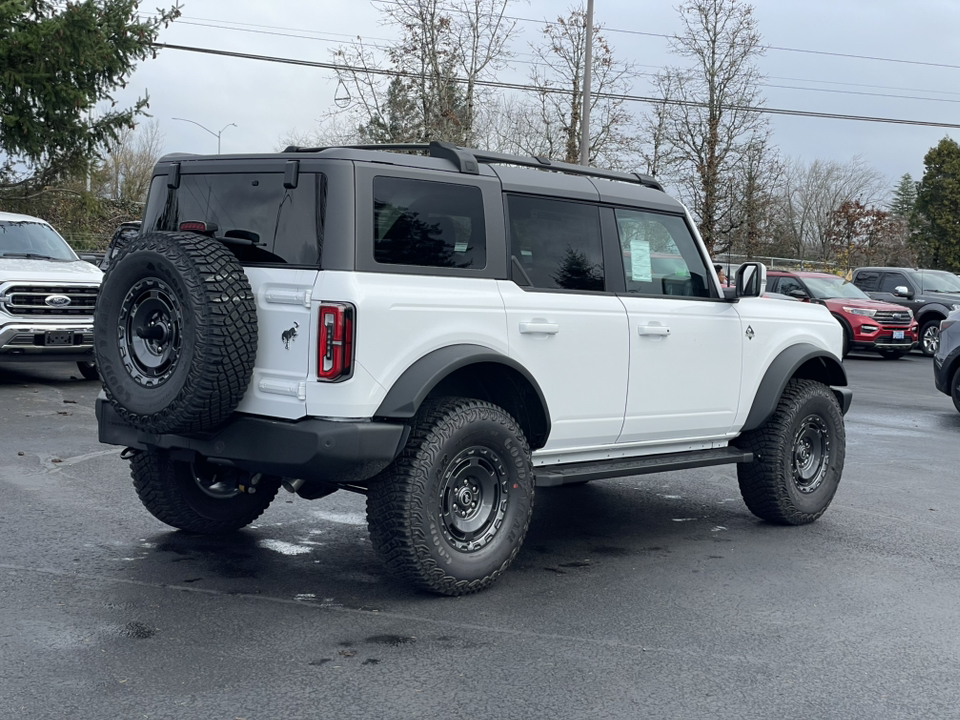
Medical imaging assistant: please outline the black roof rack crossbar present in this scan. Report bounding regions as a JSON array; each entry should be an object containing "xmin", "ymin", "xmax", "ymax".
[{"xmin": 283, "ymin": 141, "xmax": 663, "ymax": 191}]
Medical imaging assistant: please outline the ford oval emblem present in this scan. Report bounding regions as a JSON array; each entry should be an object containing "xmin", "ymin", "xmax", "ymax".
[{"xmin": 45, "ymin": 294, "xmax": 72, "ymax": 308}]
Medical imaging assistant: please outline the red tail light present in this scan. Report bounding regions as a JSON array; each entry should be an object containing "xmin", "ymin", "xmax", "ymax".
[
  {"xmin": 317, "ymin": 303, "xmax": 355, "ymax": 381},
  {"xmin": 179, "ymin": 221, "xmax": 219, "ymax": 235}
]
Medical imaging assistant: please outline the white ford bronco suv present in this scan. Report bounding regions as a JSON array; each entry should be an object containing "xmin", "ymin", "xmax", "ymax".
[
  {"xmin": 0, "ymin": 211, "xmax": 102, "ymax": 380},
  {"xmin": 94, "ymin": 142, "xmax": 851, "ymax": 595}
]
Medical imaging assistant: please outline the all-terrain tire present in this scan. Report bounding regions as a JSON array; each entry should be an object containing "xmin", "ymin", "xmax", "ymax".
[
  {"xmin": 366, "ymin": 397, "xmax": 535, "ymax": 596},
  {"xmin": 130, "ymin": 449, "xmax": 280, "ymax": 534},
  {"xmin": 733, "ymin": 379, "xmax": 845, "ymax": 525},
  {"xmin": 94, "ymin": 231, "xmax": 257, "ymax": 434},
  {"xmin": 920, "ymin": 319, "xmax": 941, "ymax": 357}
]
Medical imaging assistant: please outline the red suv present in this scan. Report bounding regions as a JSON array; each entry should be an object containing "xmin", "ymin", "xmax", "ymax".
[{"xmin": 767, "ymin": 271, "xmax": 918, "ymax": 359}]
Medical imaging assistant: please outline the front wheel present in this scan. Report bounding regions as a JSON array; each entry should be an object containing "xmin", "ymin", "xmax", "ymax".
[
  {"xmin": 733, "ymin": 379, "xmax": 845, "ymax": 525},
  {"xmin": 920, "ymin": 320, "xmax": 941, "ymax": 356},
  {"xmin": 130, "ymin": 449, "xmax": 281, "ymax": 534},
  {"xmin": 76, "ymin": 361, "xmax": 99, "ymax": 381},
  {"xmin": 366, "ymin": 397, "xmax": 535, "ymax": 596},
  {"xmin": 952, "ymin": 367, "xmax": 960, "ymax": 415}
]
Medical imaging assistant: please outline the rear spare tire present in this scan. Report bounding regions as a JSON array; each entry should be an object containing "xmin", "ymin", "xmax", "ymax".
[{"xmin": 94, "ymin": 231, "xmax": 257, "ymax": 434}]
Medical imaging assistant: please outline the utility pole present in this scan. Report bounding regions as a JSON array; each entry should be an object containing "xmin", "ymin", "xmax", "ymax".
[
  {"xmin": 579, "ymin": 0, "xmax": 595, "ymax": 167},
  {"xmin": 172, "ymin": 118, "xmax": 237, "ymax": 154}
]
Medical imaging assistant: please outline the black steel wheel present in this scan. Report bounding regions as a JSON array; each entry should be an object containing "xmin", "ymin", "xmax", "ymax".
[
  {"xmin": 130, "ymin": 449, "xmax": 281, "ymax": 534},
  {"xmin": 733, "ymin": 379, "xmax": 845, "ymax": 525},
  {"xmin": 366, "ymin": 397, "xmax": 535, "ymax": 596},
  {"xmin": 94, "ymin": 231, "xmax": 257, "ymax": 434},
  {"xmin": 920, "ymin": 320, "xmax": 941, "ymax": 356}
]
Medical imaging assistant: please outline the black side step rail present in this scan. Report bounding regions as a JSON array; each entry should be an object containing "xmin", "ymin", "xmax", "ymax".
[{"xmin": 534, "ymin": 447, "xmax": 752, "ymax": 487}]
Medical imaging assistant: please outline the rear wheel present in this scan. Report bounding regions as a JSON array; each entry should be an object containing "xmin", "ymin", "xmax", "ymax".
[
  {"xmin": 920, "ymin": 319, "xmax": 941, "ymax": 356},
  {"xmin": 130, "ymin": 449, "xmax": 281, "ymax": 534},
  {"xmin": 366, "ymin": 397, "xmax": 535, "ymax": 596},
  {"xmin": 733, "ymin": 379, "xmax": 845, "ymax": 525}
]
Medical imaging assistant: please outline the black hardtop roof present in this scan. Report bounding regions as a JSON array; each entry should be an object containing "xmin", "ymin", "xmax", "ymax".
[{"xmin": 159, "ymin": 141, "xmax": 664, "ymax": 191}]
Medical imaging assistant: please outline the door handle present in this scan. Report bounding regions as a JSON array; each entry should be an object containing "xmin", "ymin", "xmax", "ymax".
[
  {"xmin": 519, "ymin": 322, "xmax": 560, "ymax": 335},
  {"xmin": 637, "ymin": 325, "xmax": 670, "ymax": 336}
]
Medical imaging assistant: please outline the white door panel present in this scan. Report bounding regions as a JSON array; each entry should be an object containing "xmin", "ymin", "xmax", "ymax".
[
  {"xmin": 499, "ymin": 281, "xmax": 629, "ymax": 450},
  {"xmin": 619, "ymin": 298, "xmax": 741, "ymax": 443},
  {"xmin": 235, "ymin": 268, "xmax": 318, "ymax": 419}
]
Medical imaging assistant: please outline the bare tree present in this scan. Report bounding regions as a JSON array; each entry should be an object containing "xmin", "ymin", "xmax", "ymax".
[
  {"xmin": 92, "ymin": 120, "xmax": 164, "ymax": 204},
  {"xmin": 322, "ymin": 0, "xmax": 517, "ymax": 146},
  {"xmin": 494, "ymin": 6, "xmax": 637, "ymax": 167},
  {"xmin": 645, "ymin": 0, "xmax": 770, "ymax": 255},
  {"xmin": 776, "ymin": 156, "xmax": 887, "ymax": 263}
]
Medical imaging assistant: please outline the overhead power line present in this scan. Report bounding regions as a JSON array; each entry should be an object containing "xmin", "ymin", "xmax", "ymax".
[{"xmin": 153, "ymin": 42, "xmax": 960, "ymax": 131}]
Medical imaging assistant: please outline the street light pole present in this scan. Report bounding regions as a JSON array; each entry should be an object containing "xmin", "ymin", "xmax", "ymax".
[
  {"xmin": 579, "ymin": 0, "xmax": 595, "ymax": 167},
  {"xmin": 172, "ymin": 118, "xmax": 237, "ymax": 154}
]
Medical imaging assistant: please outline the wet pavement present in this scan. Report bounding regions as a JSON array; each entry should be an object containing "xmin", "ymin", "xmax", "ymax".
[{"xmin": 1, "ymin": 352, "xmax": 959, "ymax": 720}]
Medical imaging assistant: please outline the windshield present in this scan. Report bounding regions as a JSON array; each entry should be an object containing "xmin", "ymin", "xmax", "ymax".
[
  {"xmin": 802, "ymin": 275, "xmax": 869, "ymax": 299},
  {"xmin": 0, "ymin": 220, "xmax": 78, "ymax": 261},
  {"xmin": 910, "ymin": 270, "xmax": 960, "ymax": 293}
]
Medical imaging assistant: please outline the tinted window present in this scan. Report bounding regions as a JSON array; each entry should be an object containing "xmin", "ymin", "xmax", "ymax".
[
  {"xmin": 0, "ymin": 220, "xmax": 77, "ymax": 261},
  {"xmin": 880, "ymin": 272, "xmax": 909, "ymax": 293},
  {"xmin": 777, "ymin": 276, "xmax": 807, "ymax": 297},
  {"xmin": 853, "ymin": 271, "xmax": 880, "ymax": 291},
  {"xmin": 374, "ymin": 177, "xmax": 486, "ymax": 269},
  {"xmin": 614, "ymin": 209, "xmax": 710, "ymax": 298},
  {"xmin": 507, "ymin": 195, "xmax": 604, "ymax": 291},
  {"xmin": 144, "ymin": 172, "xmax": 321, "ymax": 265}
]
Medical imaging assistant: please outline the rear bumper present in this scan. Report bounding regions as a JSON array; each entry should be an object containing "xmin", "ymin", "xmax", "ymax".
[
  {"xmin": 96, "ymin": 398, "xmax": 409, "ymax": 485},
  {"xmin": 0, "ymin": 322, "xmax": 95, "ymax": 361}
]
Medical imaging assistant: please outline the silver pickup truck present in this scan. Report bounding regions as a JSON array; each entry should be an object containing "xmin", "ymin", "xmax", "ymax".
[{"xmin": 0, "ymin": 211, "xmax": 103, "ymax": 379}]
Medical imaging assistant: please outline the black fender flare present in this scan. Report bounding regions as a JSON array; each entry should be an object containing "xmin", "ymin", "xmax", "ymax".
[
  {"xmin": 374, "ymin": 343, "xmax": 551, "ymax": 437},
  {"xmin": 742, "ymin": 344, "xmax": 849, "ymax": 432},
  {"xmin": 917, "ymin": 305, "xmax": 950, "ymax": 326}
]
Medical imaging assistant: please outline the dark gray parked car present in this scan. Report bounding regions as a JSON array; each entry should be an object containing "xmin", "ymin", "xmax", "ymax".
[
  {"xmin": 933, "ymin": 309, "xmax": 960, "ymax": 413},
  {"xmin": 852, "ymin": 267, "xmax": 960, "ymax": 356}
]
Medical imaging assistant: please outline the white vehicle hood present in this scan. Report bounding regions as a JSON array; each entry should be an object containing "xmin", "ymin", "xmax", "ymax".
[{"xmin": 0, "ymin": 258, "xmax": 103, "ymax": 284}]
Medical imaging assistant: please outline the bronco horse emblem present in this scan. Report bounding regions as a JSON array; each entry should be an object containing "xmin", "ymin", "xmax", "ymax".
[{"xmin": 281, "ymin": 322, "xmax": 299, "ymax": 350}]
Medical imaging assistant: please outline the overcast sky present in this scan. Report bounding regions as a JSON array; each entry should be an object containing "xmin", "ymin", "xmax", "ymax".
[{"xmin": 115, "ymin": 0, "xmax": 960, "ymax": 199}]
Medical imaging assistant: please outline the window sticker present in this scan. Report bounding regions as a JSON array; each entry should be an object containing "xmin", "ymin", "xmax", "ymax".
[{"xmin": 630, "ymin": 239, "xmax": 652, "ymax": 282}]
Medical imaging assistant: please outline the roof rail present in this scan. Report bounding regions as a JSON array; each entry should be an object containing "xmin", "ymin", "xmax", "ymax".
[{"xmin": 282, "ymin": 141, "xmax": 663, "ymax": 191}]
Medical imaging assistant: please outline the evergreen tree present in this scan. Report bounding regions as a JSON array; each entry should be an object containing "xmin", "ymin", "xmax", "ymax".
[
  {"xmin": 912, "ymin": 138, "xmax": 960, "ymax": 271},
  {"xmin": 0, "ymin": 0, "xmax": 180, "ymax": 189},
  {"xmin": 889, "ymin": 173, "xmax": 917, "ymax": 218}
]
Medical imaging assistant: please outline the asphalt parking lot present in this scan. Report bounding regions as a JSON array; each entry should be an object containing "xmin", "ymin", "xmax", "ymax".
[{"xmin": 1, "ymin": 352, "xmax": 959, "ymax": 720}]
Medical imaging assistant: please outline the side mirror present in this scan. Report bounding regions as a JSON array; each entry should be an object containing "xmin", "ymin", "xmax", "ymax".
[
  {"xmin": 787, "ymin": 288, "xmax": 809, "ymax": 299},
  {"xmin": 735, "ymin": 262, "xmax": 767, "ymax": 298},
  {"xmin": 894, "ymin": 285, "xmax": 914, "ymax": 299}
]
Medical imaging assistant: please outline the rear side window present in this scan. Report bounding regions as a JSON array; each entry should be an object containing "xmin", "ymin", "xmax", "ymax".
[
  {"xmin": 853, "ymin": 271, "xmax": 880, "ymax": 291},
  {"xmin": 373, "ymin": 177, "xmax": 486, "ymax": 269},
  {"xmin": 507, "ymin": 195, "xmax": 604, "ymax": 291},
  {"xmin": 613, "ymin": 208, "xmax": 710, "ymax": 298},
  {"xmin": 143, "ymin": 172, "xmax": 321, "ymax": 265},
  {"xmin": 879, "ymin": 272, "xmax": 909, "ymax": 293}
]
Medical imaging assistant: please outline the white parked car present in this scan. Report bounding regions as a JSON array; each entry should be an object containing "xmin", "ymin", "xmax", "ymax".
[
  {"xmin": 94, "ymin": 142, "xmax": 851, "ymax": 595},
  {"xmin": 0, "ymin": 211, "xmax": 102, "ymax": 379}
]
